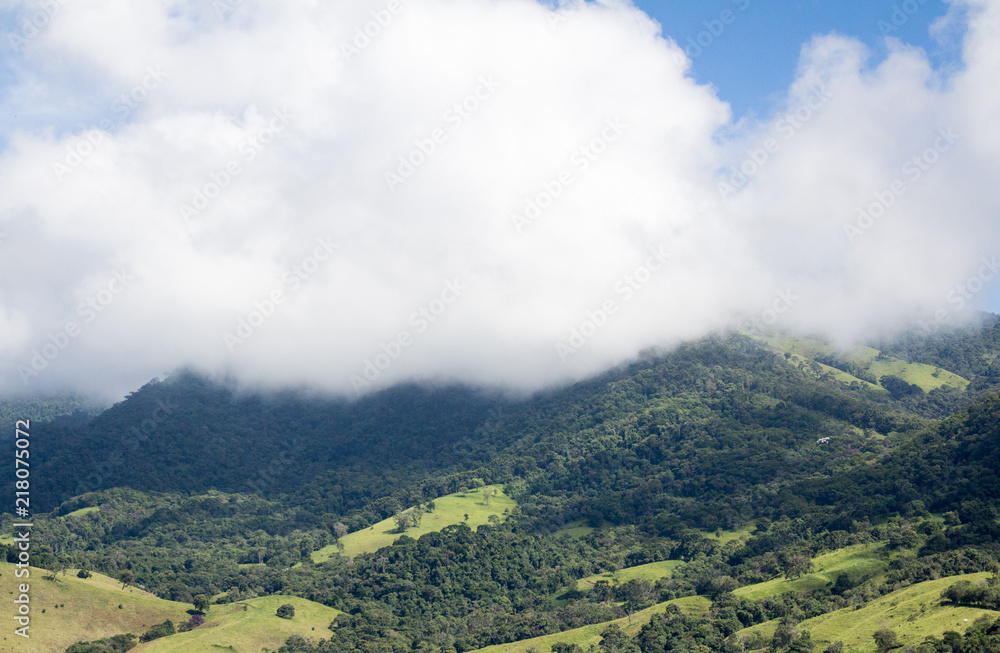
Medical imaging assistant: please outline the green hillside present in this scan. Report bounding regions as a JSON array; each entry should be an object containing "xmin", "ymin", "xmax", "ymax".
[
  {"xmin": 0, "ymin": 564, "xmax": 189, "ymax": 653},
  {"xmin": 576, "ymin": 560, "xmax": 684, "ymax": 592},
  {"xmin": 758, "ymin": 332, "xmax": 970, "ymax": 393},
  {"xmin": 312, "ymin": 485, "xmax": 516, "ymax": 562},
  {"xmin": 734, "ymin": 542, "xmax": 887, "ymax": 600},
  {"xmin": 4, "ymin": 325, "xmax": 1000, "ymax": 653},
  {"xmin": 803, "ymin": 572, "xmax": 1000, "ymax": 651},
  {"xmin": 135, "ymin": 595, "xmax": 341, "ymax": 652},
  {"xmin": 472, "ymin": 595, "xmax": 712, "ymax": 653}
]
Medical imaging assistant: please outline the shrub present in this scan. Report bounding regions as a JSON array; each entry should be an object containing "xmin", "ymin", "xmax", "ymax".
[
  {"xmin": 139, "ymin": 620, "xmax": 175, "ymax": 643},
  {"xmin": 276, "ymin": 603, "xmax": 295, "ymax": 619}
]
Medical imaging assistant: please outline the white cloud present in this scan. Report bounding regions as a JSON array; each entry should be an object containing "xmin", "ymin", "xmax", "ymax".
[{"xmin": 0, "ymin": 0, "xmax": 998, "ymax": 400}]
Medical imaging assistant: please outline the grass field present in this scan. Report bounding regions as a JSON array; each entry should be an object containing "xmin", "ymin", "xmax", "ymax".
[
  {"xmin": 0, "ymin": 563, "xmax": 340, "ymax": 653},
  {"xmin": 848, "ymin": 346, "xmax": 969, "ymax": 393},
  {"xmin": 472, "ymin": 595, "xmax": 712, "ymax": 653},
  {"xmin": 135, "ymin": 595, "xmax": 341, "ymax": 652},
  {"xmin": 0, "ymin": 563, "xmax": 190, "ymax": 653},
  {"xmin": 576, "ymin": 560, "xmax": 685, "ymax": 591},
  {"xmin": 701, "ymin": 522, "xmax": 756, "ymax": 546},
  {"xmin": 756, "ymin": 334, "xmax": 969, "ymax": 393},
  {"xmin": 311, "ymin": 485, "xmax": 517, "ymax": 563},
  {"xmin": 734, "ymin": 543, "xmax": 887, "ymax": 600},
  {"xmin": 554, "ymin": 520, "xmax": 596, "ymax": 540},
  {"xmin": 61, "ymin": 506, "xmax": 100, "ymax": 519},
  {"xmin": 803, "ymin": 572, "xmax": 999, "ymax": 651}
]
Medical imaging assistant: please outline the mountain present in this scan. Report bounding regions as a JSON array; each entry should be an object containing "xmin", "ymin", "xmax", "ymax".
[{"xmin": 4, "ymin": 320, "xmax": 1000, "ymax": 652}]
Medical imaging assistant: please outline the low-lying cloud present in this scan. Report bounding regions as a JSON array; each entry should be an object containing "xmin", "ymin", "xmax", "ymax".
[{"xmin": 1, "ymin": 0, "xmax": 998, "ymax": 400}]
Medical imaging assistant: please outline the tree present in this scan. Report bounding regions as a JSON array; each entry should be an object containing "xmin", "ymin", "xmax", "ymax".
[
  {"xmin": 783, "ymin": 553, "xmax": 813, "ymax": 579},
  {"xmin": 46, "ymin": 557, "xmax": 68, "ymax": 580},
  {"xmin": 551, "ymin": 643, "xmax": 583, "ymax": 653},
  {"xmin": 394, "ymin": 511, "xmax": 410, "ymax": 532},
  {"xmin": 76, "ymin": 569, "xmax": 91, "ymax": 579},
  {"xmin": 192, "ymin": 594, "xmax": 210, "ymax": 613},
  {"xmin": 598, "ymin": 623, "xmax": 638, "ymax": 653},
  {"xmin": 118, "ymin": 570, "xmax": 135, "ymax": 591},
  {"xmin": 873, "ymin": 627, "xmax": 898, "ymax": 652},
  {"xmin": 772, "ymin": 620, "xmax": 800, "ymax": 649},
  {"xmin": 276, "ymin": 603, "xmax": 295, "ymax": 619},
  {"xmin": 140, "ymin": 620, "xmax": 176, "ymax": 642},
  {"xmin": 333, "ymin": 522, "xmax": 348, "ymax": 539},
  {"xmin": 618, "ymin": 579, "xmax": 653, "ymax": 624}
]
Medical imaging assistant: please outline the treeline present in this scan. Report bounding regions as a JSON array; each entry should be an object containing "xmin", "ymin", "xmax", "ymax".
[{"xmin": 941, "ymin": 576, "xmax": 1000, "ymax": 610}]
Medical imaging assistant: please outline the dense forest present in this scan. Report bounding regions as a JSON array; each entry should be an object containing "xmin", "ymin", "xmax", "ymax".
[{"xmin": 4, "ymin": 317, "xmax": 1000, "ymax": 652}]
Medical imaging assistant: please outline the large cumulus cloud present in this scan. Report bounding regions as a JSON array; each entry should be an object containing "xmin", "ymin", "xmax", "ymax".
[{"xmin": 0, "ymin": 0, "xmax": 998, "ymax": 400}]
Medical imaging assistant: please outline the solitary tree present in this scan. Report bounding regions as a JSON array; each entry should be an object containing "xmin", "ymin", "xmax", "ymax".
[
  {"xmin": 619, "ymin": 579, "xmax": 653, "ymax": 624},
  {"xmin": 276, "ymin": 603, "xmax": 295, "ymax": 619},
  {"xmin": 333, "ymin": 522, "xmax": 348, "ymax": 539},
  {"xmin": 192, "ymin": 594, "xmax": 210, "ymax": 613},
  {"xmin": 873, "ymin": 627, "xmax": 898, "ymax": 652},
  {"xmin": 394, "ymin": 511, "xmax": 410, "ymax": 533},
  {"xmin": 783, "ymin": 553, "xmax": 813, "ymax": 579},
  {"xmin": 119, "ymin": 570, "xmax": 135, "ymax": 591}
]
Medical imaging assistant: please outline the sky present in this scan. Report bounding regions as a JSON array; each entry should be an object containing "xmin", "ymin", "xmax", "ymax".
[{"xmin": 0, "ymin": 0, "xmax": 998, "ymax": 401}]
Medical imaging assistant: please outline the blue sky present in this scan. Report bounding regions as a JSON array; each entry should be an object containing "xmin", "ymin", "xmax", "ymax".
[
  {"xmin": 634, "ymin": 0, "xmax": 964, "ymax": 118},
  {"xmin": 633, "ymin": 0, "xmax": 999, "ymax": 314}
]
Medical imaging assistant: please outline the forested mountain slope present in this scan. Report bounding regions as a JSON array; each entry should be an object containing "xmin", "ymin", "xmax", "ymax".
[{"xmin": 5, "ymin": 320, "xmax": 1000, "ymax": 652}]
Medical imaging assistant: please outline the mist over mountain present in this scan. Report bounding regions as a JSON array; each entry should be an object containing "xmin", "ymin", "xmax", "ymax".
[{"xmin": 1, "ymin": 0, "xmax": 999, "ymax": 401}]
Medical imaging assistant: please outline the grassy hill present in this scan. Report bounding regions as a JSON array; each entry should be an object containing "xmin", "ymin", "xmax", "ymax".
[
  {"xmin": 0, "ymin": 563, "xmax": 340, "ymax": 653},
  {"xmin": 803, "ymin": 572, "xmax": 1000, "ymax": 651},
  {"xmin": 61, "ymin": 506, "xmax": 100, "ymax": 519},
  {"xmin": 135, "ymin": 595, "xmax": 341, "ymax": 652},
  {"xmin": 757, "ymin": 333, "xmax": 969, "ymax": 393},
  {"xmin": 734, "ymin": 542, "xmax": 887, "ymax": 600},
  {"xmin": 576, "ymin": 560, "xmax": 685, "ymax": 592},
  {"xmin": 312, "ymin": 485, "xmax": 516, "ymax": 562},
  {"xmin": 471, "ymin": 595, "xmax": 712, "ymax": 653},
  {"xmin": 0, "ymin": 563, "xmax": 189, "ymax": 653}
]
